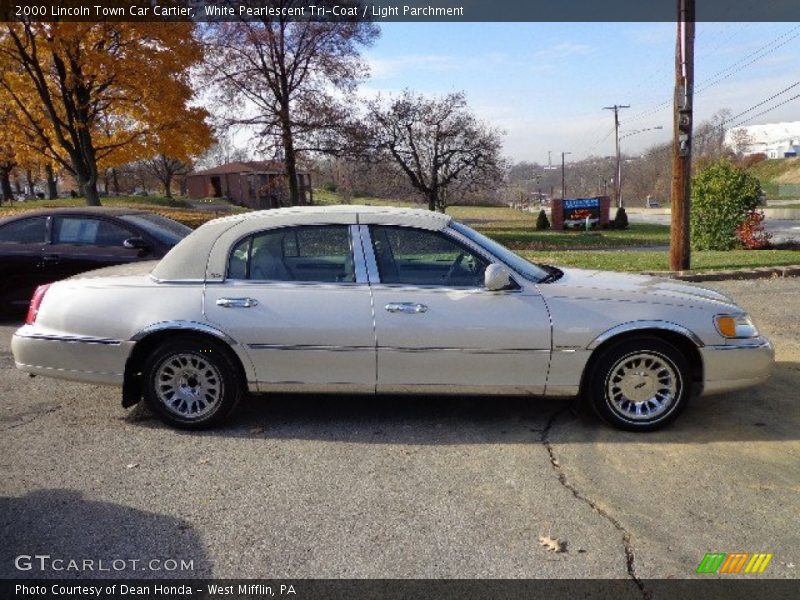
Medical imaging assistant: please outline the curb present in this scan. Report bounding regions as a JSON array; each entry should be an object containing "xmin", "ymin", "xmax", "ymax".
[{"xmin": 643, "ymin": 265, "xmax": 800, "ymax": 282}]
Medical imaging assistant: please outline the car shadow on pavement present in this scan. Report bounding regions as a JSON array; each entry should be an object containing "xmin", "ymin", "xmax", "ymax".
[
  {"xmin": 0, "ymin": 489, "xmax": 210, "ymax": 579},
  {"xmin": 126, "ymin": 362, "xmax": 800, "ymax": 444}
]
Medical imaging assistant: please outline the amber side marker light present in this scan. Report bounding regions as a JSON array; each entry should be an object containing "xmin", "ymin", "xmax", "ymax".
[
  {"xmin": 715, "ymin": 316, "xmax": 737, "ymax": 338},
  {"xmin": 714, "ymin": 314, "xmax": 758, "ymax": 339},
  {"xmin": 25, "ymin": 284, "xmax": 51, "ymax": 325}
]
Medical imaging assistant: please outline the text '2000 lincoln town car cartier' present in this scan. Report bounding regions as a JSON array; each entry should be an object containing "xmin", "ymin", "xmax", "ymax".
[{"xmin": 12, "ymin": 206, "xmax": 774, "ymax": 431}]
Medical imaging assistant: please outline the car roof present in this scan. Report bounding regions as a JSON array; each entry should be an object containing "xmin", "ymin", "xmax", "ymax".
[
  {"xmin": 208, "ymin": 204, "xmax": 451, "ymax": 229},
  {"xmin": 152, "ymin": 204, "xmax": 452, "ymax": 282},
  {"xmin": 0, "ymin": 206, "xmax": 148, "ymax": 224}
]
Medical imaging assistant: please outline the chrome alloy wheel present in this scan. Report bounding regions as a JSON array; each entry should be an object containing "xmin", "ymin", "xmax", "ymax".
[
  {"xmin": 154, "ymin": 353, "xmax": 223, "ymax": 420},
  {"xmin": 605, "ymin": 351, "xmax": 681, "ymax": 422}
]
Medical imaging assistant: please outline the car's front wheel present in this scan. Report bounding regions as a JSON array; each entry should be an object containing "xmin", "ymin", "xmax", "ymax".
[
  {"xmin": 586, "ymin": 336, "xmax": 691, "ymax": 431},
  {"xmin": 142, "ymin": 336, "xmax": 242, "ymax": 429}
]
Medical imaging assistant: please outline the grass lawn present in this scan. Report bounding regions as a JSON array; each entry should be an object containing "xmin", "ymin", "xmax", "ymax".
[
  {"xmin": 520, "ymin": 249, "xmax": 800, "ymax": 273},
  {"xmin": 0, "ymin": 195, "xmax": 194, "ymax": 209}
]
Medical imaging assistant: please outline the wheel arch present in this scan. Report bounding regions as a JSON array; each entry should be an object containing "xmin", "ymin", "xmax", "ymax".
[
  {"xmin": 123, "ymin": 325, "xmax": 248, "ymax": 408},
  {"xmin": 580, "ymin": 324, "xmax": 704, "ymax": 398}
]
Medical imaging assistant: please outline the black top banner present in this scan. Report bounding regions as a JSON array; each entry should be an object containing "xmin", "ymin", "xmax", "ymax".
[{"xmin": 2, "ymin": 0, "xmax": 800, "ymax": 23}]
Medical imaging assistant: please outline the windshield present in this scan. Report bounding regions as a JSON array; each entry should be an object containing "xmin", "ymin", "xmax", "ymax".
[
  {"xmin": 450, "ymin": 221, "xmax": 549, "ymax": 283},
  {"xmin": 120, "ymin": 214, "xmax": 192, "ymax": 246}
]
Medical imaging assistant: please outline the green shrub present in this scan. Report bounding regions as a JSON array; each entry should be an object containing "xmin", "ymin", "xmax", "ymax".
[
  {"xmin": 691, "ymin": 159, "xmax": 762, "ymax": 250},
  {"xmin": 613, "ymin": 207, "xmax": 629, "ymax": 230},
  {"xmin": 535, "ymin": 209, "xmax": 550, "ymax": 230}
]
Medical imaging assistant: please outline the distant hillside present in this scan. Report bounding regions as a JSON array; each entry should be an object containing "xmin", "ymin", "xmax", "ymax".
[{"xmin": 747, "ymin": 157, "xmax": 800, "ymax": 198}]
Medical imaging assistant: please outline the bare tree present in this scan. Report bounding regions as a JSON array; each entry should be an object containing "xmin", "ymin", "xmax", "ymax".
[
  {"xmin": 367, "ymin": 90, "xmax": 504, "ymax": 212},
  {"xmin": 729, "ymin": 128, "xmax": 755, "ymax": 156},
  {"xmin": 144, "ymin": 155, "xmax": 192, "ymax": 199},
  {"xmin": 203, "ymin": 1, "xmax": 379, "ymax": 205}
]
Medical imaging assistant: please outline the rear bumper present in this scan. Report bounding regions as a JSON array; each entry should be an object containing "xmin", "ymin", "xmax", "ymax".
[
  {"xmin": 12, "ymin": 328, "xmax": 132, "ymax": 386},
  {"xmin": 700, "ymin": 337, "xmax": 774, "ymax": 396}
]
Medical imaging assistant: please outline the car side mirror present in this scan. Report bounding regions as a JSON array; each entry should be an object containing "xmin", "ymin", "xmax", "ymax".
[
  {"xmin": 123, "ymin": 237, "xmax": 151, "ymax": 251},
  {"xmin": 484, "ymin": 263, "xmax": 514, "ymax": 291}
]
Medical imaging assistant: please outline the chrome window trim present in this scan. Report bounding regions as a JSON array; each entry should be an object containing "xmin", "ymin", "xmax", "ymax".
[
  {"xmin": 586, "ymin": 320, "xmax": 705, "ymax": 350},
  {"xmin": 220, "ymin": 279, "xmax": 367, "ymax": 290},
  {"xmin": 356, "ymin": 224, "xmax": 380, "ymax": 284},
  {"xmin": 349, "ymin": 224, "xmax": 369, "ymax": 284}
]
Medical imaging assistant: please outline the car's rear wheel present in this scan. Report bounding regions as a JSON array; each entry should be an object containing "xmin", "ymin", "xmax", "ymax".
[
  {"xmin": 586, "ymin": 336, "xmax": 691, "ymax": 431},
  {"xmin": 142, "ymin": 336, "xmax": 242, "ymax": 429}
]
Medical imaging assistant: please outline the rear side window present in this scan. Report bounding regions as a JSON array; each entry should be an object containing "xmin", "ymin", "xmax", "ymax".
[
  {"xmin": 119, "ymin": 214, "xmax": 191, "ymax": 245},
  {"xmin": 228, "ymin": 225, "xmax": 355, "ymax": 283},
  {"xmin": 53, "ymin": 217, "xmax": 133, "ymax": 246},
  {"xmin": 0, "ymin": 217, "xmax": 47, "ymax": 244}
]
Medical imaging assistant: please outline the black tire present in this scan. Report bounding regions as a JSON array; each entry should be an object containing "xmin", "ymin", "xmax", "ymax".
[
  {"xmin": 142, "ymin": 335, "xmax": 243, "ymax": 429},
  {"xmin": 585, "ymin": 336, "xmax": 692, "ymax": 432}
]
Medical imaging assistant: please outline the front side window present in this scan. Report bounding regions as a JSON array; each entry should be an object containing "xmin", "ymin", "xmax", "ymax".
[
  {"xmin": 369, "ymin": 226, "xmax": 488, "ymax": 287},
  {"xmin": 228, "ymin": 225, "xmax": 355, "ymax": 283},
  {"xmin": 0, "ymin": 217, "xmax": 47, "ymax": 244},
  {"xmin": 53, "ymin": 217, "xmax": 133, "ymax": 246}
]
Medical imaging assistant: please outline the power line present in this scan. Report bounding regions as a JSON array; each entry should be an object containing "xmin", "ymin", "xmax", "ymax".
[
  {"xmin": 627, "ymin": 24, "xmax": 800, "ymax": 125},
  {"xmin": 729, "ymin": 92, "xmax": 800, "ymax": 129},
  {"xmin": 722, "ymin": 81, "xmax": 800, "ymax": 126}
]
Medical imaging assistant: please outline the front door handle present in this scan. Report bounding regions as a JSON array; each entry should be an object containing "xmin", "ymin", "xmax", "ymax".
[
  {"xmin": 385, "ymin": 302, "xmax": 428, "ymax": 314},
  {"xmin": 42, "ymin": 254, "xmax": 60, "ymax": 264},
  {"xmin": 216, "ymin": 297, "xmax": 259, "ymax": 308}
]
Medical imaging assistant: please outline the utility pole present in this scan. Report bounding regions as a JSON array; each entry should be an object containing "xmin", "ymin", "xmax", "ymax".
[
  {"xmin": 603, "ymin": 104, "xmax": 630, "ymax": 208},
  {"xmin": 561, "ymin": 151, "xmax": 571, "ymax": 198},
  {"xmin": 670, "ymin": 0, "xmax": 695, "ymax": 271}
]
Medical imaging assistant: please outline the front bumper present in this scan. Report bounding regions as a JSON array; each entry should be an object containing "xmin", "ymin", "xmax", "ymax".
[
  {"xmin": 12, "ymin": 326, "xmax": 132, "ymax": 386},
  {"xmin": 699, "ymin": 336, "xmax": 774, "ymax": 395}
]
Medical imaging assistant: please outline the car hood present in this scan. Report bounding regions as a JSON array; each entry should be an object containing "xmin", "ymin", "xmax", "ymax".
[{"xmin": 542, "ymin": 267, "xmax": 740, "ymax": 310}]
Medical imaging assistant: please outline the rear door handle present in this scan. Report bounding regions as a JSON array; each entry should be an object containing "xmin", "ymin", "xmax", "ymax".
[
  {"xmin": 42, "ymin": 254, "xmax": 60, "ymax": 264},
  {"xmin": 385, "ymin": 302, "xmax": 428, "ymax": 314},
  {"xmin": 216, "ymin": 297, "xmax": 259, "ymax": 308}
]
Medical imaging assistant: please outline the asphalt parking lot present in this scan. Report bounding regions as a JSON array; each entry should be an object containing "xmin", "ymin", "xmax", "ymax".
[{"xmin": 1, "ymin": 278, "xmax": 798, "ymax": 585}]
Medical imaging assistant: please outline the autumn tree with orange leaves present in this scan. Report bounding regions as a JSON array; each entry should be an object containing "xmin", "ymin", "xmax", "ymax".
[{"xmin": 0, "ymin": 21, "xmax": 212, "ymax": 206}]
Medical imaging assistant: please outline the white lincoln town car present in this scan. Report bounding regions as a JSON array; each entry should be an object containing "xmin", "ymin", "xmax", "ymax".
[{"xmin": 12, "ymin": 206, "xmax": 773, "ymax": 431}]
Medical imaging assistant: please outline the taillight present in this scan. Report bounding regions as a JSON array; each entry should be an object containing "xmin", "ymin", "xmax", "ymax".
[{"xmin": 25, "ymin": 284, "xmax": 51, "ymax": 325}]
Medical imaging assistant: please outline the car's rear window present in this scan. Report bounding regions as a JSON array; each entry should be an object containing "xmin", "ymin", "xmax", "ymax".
[{"xmin": 119, "ymin": 214, "xmax": 192, "ymax": 246}]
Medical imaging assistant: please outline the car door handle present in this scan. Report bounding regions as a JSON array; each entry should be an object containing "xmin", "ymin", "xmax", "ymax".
[
  {"xmin": 42, "ymin": 254, "xmax": 60, "ymax": 263},
  {"xmin": 216, "ymin": 297, "xmax": 259, "ymax": 308},
  {"xmin": 385, "ymin": 302, "xmax": 428, "ymax": 314}
]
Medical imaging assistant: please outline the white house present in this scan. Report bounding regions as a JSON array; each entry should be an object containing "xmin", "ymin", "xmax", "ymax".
[{"xmin": 725, "ymin": 121, "xmax": 800, "ymax": 159}]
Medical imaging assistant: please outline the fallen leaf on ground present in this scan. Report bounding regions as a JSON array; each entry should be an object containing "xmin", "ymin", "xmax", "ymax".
[
  {"xmin": 538, "ymin": 535, "xmax": 566, "ymax": 553},
  {"xmin": 197, "ymin": 458, "xmax": 210, "ymax": 465},
  {"xmin": 126, "ymin": 463, "xmax": 139, "ymax": 469}
]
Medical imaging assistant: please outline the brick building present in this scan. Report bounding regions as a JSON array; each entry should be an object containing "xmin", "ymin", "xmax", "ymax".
[{"xmin": 185, "ymin": 161, "xmax": 313, "ymax": 208}]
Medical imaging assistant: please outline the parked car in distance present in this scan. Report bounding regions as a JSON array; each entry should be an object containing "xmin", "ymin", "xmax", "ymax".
[
  {"xmin": 0, "ymin": 207, "xmax": 191, "ymax": 312},
  {"xmin": 12, "ymin": 206, "xmax": 773, "ymax": 431}
]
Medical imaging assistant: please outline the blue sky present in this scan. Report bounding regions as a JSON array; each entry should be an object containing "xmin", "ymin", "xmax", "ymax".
[{"xmin": 359, "ymin": 22, "xmax": 800, "ymax": 163}]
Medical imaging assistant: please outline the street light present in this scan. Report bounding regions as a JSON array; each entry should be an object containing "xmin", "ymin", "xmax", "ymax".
[
  {"xmin": 561, "ymin": 151, "xmax": 572, "ymax": 199},
  {"xmin": 617, "ymin": 126, "xmax": 664, "ymax": 207}
]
